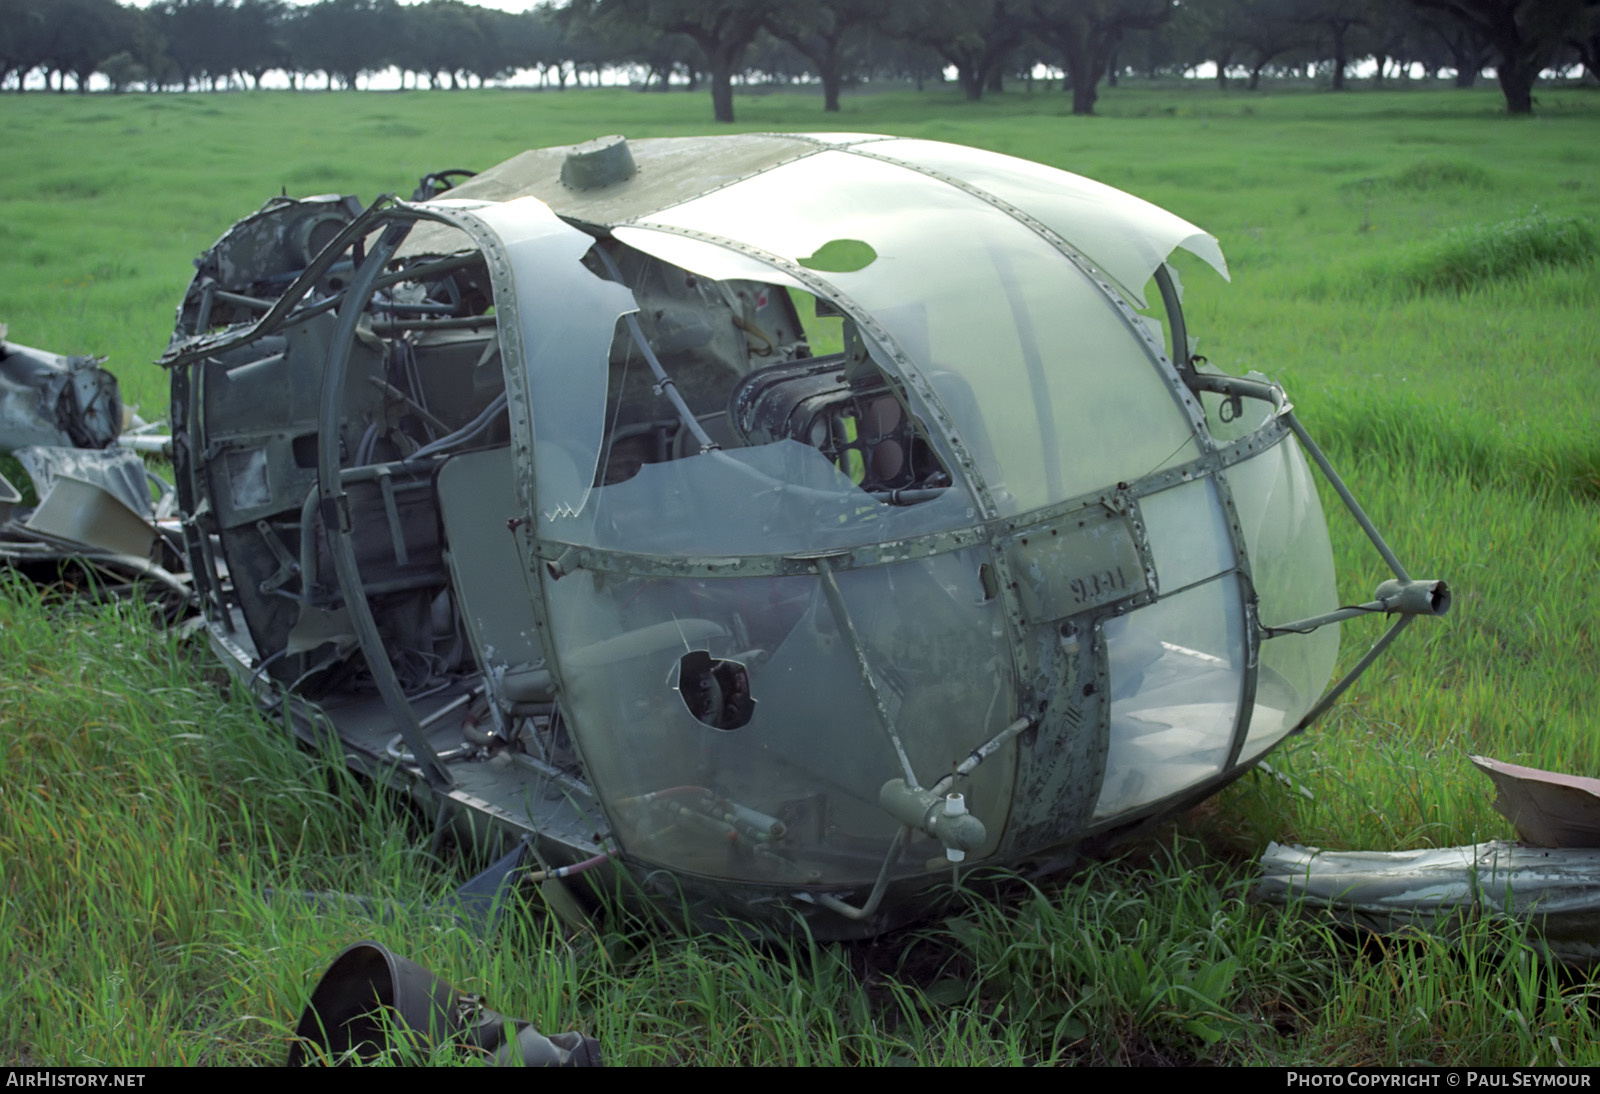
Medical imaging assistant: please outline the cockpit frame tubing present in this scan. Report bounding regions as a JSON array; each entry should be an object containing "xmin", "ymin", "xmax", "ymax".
[
  {"xmin": 314, "ymin": 211, "xmax": 455, "ymax": 791},
  {"xmin": 1182, "ymin": 371, "xmax": 1449, "ymax": 741}
]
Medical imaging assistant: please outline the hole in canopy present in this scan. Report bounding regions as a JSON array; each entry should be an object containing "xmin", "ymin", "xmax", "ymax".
[{"xmin": 674, "ymin": 650, "xmax": 755, "ymax": 730}]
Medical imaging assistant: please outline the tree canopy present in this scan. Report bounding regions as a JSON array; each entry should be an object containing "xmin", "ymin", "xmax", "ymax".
[{"xmin": 1, "ymin": 0, "xmax": 1592, "ymax": 117}]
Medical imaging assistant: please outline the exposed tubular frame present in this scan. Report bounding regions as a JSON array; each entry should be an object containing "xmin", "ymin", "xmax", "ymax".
[
  {"xmin": 163, "ymin": 197, "xmax": 401, "ymax": 369},
  {"xmin": 1182, "ymin": 371, "xmax": 1451, "ymax": 738},
  {"xmin": 314, "ymin": 214, "xmax": 457, "ymax": 790},
  {"xmin": 167, "ymin": 197, "xmax": 510, "ymax": 790},
  {"xmin": 171, "ymin": 197, "xmax": 548, "ymax": 795}
]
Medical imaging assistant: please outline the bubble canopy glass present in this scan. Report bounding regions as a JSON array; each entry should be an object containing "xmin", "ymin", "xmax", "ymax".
[{"xmin": 431, "ymin": 135, "xmax": 1345, "ymax": 895}]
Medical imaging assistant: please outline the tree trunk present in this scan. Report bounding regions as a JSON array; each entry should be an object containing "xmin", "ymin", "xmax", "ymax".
[
  {"xmin": 957, "ymin": 62, "xmax": 983, "ymax": 100},
  {"xmin": 1071, "ymin": 79, "xmax": 1096, "ymax": 114},
  {"xmin": 1062, "ymin": 34, "xmax": 1096, "ymax": 115},
  {"xmin": 709, "ymin": 56, "xmax": 736, "ymax": 121},
  {"xmin": 1496, "ymin": 55, "xmax": 1534, "ymax": 114},
  {"xmin": 822, "ymin": 65, "xmax": 841, "ymax": 112},
  {"xmin": 1579, "ymin": 33, "xmax": 1600, "ymax": 84}
]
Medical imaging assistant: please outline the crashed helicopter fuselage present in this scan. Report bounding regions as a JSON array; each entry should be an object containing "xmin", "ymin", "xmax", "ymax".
[{"xmin": 162, "ymin": 134, "xmax": 1448, "ymax": 937}]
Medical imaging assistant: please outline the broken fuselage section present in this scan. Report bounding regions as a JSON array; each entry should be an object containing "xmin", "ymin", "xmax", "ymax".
[{"xmin": 162, "ymin": 134, "xmax": 1447, "ymax": 936}]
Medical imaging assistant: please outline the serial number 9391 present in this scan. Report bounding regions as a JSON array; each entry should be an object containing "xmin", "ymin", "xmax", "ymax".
[{"xmin": 1069, "ymin": 566, "xmax": 1130, "ymax": 606}]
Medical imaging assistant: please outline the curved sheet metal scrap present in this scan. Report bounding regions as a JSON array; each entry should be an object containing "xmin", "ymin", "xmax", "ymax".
[
  {"xmin": 1256, "ymin": 840, "xmax": 1600, "ymax": 966},
  {"xmin": 14, "ymin": 445, "xmax": 154, "ymax": 522},
  {"xmin": 1471, "ymin": 755, "xmax": 1600, "ymax": 849}
]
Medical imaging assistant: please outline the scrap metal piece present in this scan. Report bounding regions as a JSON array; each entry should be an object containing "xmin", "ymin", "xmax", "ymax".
[
  {"xmin": 0, "ymin": 336, "xmax": 123, "ymax": 452},
  {"xmin": 1256, "ymin": 840, "xmax": 1600, "ymax": 965},
  {"xmin": 14, "ymin": 445, "xmax": 154, "ymax": 521},
  {"xmin": 1471, "ymin": 755, "xmax": 1600, "ymax": 848},
  {"xmin": 0, "ymin": 521, "xmax": 194, "ymax": 620},
  {"xmin": 288, "ymin": 941, "xmax": 601, "ymax": 1066},
  {"xmin": 0, "ymin": 469, "xmax": 19, "ymax": 525},
  {"xmin": 26, "ymin": 475, "xmax": 154, "ymax": 559},
  {"xmin": 0, "ymin": 335, "xmax": 192, "ymax": 615}
]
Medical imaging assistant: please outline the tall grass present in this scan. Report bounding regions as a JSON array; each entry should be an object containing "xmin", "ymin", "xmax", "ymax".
[
  {"xmin": 1304, "ymin": 923, "xmax": 1600, "ymax": 1066},
  {"xmin": 1309, "ymin": 212, "xmax": 1598, "ymax": 300},
  {"xmin": 935, "ymin": 848, "xmax": 1331, "ymax": 1065}
]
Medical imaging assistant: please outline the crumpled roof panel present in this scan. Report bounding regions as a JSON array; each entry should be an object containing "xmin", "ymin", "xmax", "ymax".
[{"xmin": 848, "ymin": 138, "xmax": 1228, "ymax": 306}]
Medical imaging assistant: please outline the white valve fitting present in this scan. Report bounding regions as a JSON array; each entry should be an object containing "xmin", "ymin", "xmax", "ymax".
[{"xmin": 944, "ymin": 794, "xmax": 967, "ymax": 863}]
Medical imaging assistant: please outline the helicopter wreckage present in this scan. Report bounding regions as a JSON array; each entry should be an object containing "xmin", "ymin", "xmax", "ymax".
[
  {"xmin": 0, "ymin": 332, "xmax": 189, "ymax": 612},
  {"xmin": 16, "ymin": 134, "xmax": 1457, "ymax": 938}
]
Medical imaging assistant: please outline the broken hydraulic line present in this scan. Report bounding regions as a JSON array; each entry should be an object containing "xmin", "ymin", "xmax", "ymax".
[
  {"xmin": 932, "ymin": 715, "xmax": 1033, "ymax": 795},
  {"xmin": 1262, "ymin": 578, "xmax": 1451, "ymax": 638},
  {"xmin": 793, "ymin": 826, "xmax": 910, "ymax": 922}
]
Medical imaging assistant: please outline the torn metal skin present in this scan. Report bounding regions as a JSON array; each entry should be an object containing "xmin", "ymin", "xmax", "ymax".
[
  {"xmin": 1, "ymin": 328, "xmax": 190, "ymax": 614},
  {"xmin": 1257, "ymin": 757, "xmax": 1600, "ymax": 966},
  {"xmin": 157, "ymin": 134, "xmax": 1448, "ymax": 938},
  {"xmin": 0, "ymin": 329, "xmax": 123, "ymax": 451},
  {"xmin": 1257, "ymin": 840, "xmax": 1600, "ymax": 967}
]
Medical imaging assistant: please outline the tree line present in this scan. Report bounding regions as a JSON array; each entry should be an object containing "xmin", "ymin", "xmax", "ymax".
[{"xmin": 1, "ymin": 0, "xmax": 1595, "ymax": 117}]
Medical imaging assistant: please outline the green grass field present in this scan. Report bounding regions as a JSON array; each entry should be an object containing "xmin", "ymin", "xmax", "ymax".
[{"xmin": 2, "ymin": 81, "xmax": 1598, "ymax": 1065}]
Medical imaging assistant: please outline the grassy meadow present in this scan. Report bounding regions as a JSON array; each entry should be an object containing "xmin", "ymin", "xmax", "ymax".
[{"xmin": 2, "ymin": 81, "xmax": 1598, "ymax": 1065}]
